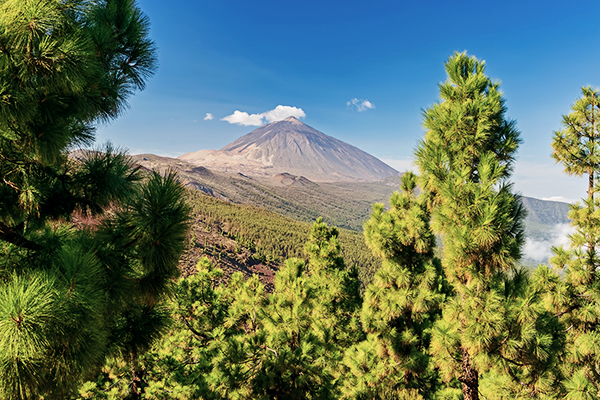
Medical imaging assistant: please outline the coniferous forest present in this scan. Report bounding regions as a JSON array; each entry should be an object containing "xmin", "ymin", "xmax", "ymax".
[{"xmin": 1, "ymin": 1, "xmax": 600, "ymax": 400}]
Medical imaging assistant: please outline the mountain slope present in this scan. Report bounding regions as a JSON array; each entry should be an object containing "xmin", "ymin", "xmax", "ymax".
[
  {"xmin": 179, "ymin": 117, "xmax": 398, "ymax": 182},
  {"xmin": 521, "ymin": 197, "xmax": 571, "ymax": 226},
  {"xmin": 132, "ymin": 153, "xmax": 399, "ymax": 231},
  {"xmin": 181, "ymin": 189, "xmax": 380, "ymax": 289}
]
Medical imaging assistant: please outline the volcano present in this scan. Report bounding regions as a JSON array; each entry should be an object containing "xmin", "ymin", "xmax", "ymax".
[{"xmin": 179, "ymin": 117, "xmax": 398, "ymax": 182}]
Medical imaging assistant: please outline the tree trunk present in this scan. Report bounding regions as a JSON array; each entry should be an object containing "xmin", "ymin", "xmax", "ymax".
[
  {"xmin": 461, "ymin": 347, "xmax": 479, "ymax": 400},
  {"xmin": 589, "ymin": 168, "xmax": 594, "ymax": 203},
  {"xmin": 130, "ymin": 354, "xmax": 144, "ymax": 399}
]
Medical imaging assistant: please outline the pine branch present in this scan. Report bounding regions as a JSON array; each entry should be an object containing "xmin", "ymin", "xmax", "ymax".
[
  {"xmin": 181, "ymin": 316, "xmax": 208, "ymax": 341},
  {"xmin": 499, "ymin": 353, "xmax": 524, "ymax": 368},
  {"xmin": 505, "ymin": 365, "xmax": 530, "ymax": 389},
  {"xmin": 0, "ymin": 221, "xmax": 42, "ymax": 250},
  {"xmin": 554, "ymin": 305, "xmax": 577, "ymax": 318}
]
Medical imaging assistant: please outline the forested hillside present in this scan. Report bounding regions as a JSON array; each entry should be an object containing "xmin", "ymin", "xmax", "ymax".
[{"xmin": 180, "ymin": 189, "xmax": 380, "ymax": 288}]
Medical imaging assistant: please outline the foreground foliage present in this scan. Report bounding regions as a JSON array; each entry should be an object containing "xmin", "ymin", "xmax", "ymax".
[
  {"xmin": 548, "ymin": 87, "xmax": 600, "ymax": 399},
  {"xmin": 0, "ymin": 1, "xmax": 191, "ymax": 399},
  {"xmin": 80, "ymin": 220, "xmax": 362, "ymax": 399}
]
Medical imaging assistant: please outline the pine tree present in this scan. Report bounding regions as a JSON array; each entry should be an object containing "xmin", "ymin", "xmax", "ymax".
[
  {"xmin": 202, "ymin": 257, "xmax": 331, "ymax": 399},
  {"xmin": 415, "ymin": 52, "xmax": 526, "ymax": 400},
  {"xmin": 304, "ymin": 217, "xmax": 363, "ymax": 356},
  {"xmin": 299, "ymin": 217, "xmax": 363, "ymax": 396},
  {"xmin": 549, "ymin": 86, "xmax": 600, "ymax": 399},
  {"xmin": 0, "ymin": 1, "xmax": 190, "ymax": 398},
  {"xmin": 476, "ymin": 267, "xmax": 566, "ymax": 399},
  {"xmin": 77, "ymin": 258, "xmax": 231, "ymax": 400},
  {"xmin": 187, "ymin": 219, "xmax": 360, "ymax": 399},
  {"xmin": 343, "ymin": 172, "xmax": 445, "ymax": 399}
]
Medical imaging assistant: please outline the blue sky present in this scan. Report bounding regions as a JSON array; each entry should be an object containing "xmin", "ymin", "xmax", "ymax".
[{"xmin": 96, "ymin": 0, "xmax": 600, "ymax": 202}]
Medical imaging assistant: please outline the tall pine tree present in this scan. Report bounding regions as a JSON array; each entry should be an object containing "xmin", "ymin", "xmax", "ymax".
[
  {"xmin": 550, "ymin": 86, "xmax": 600, "ymax": 399},
  {"xmin": 415, "ymin": 52, "xmax": 525, "ymax": 400}
]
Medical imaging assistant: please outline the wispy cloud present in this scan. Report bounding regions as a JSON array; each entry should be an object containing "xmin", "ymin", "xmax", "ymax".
[
  {"xmin": 512, "ymin": 160, "xmax": 587, "ymax": 201},
  {"xmin": 204, "ymin": 113, "xmax": 214, "ymax": 121},
  {"xmin": 347, "ymin": 98, "xmax": 375, "ymax": 112},
  {"xmin": 221, "ymin": 105, "xmax": 306, "ymax": 126}
]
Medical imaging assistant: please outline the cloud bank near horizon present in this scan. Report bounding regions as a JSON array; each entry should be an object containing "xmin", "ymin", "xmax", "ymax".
[
  {"xmin": 523, "ymin": 223, "xmax": 574, "ymax": 263},
  {"xmin": 541, "ymin": 196, "xmax": 578, "ymax": 204},
  {"xmin": 221, "ymin": 105, "xmax": 306, "ymax": 126}
]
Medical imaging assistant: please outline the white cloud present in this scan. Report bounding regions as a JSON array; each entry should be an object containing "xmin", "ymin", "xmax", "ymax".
[
  {"xmin": 262, "ymin": 105, "xmax": 306, "ymax": 123},
  {"xmin": 204, "ymin": 113, "xmax": 214, "ymax": 121},
  {"xmin": 221, "ymin": 105, "xmax": 306, "ymax": 126},
  {"xmin": 347, "ymin": 98, "xmax": 375, "ymax": 112},
  {"xmin": 221, "ymin": 110, "xmax": 264, "ymax": 126},
  {"xmin": 523, "ymin": 223, "xmax": 575, "ymax": 263}
]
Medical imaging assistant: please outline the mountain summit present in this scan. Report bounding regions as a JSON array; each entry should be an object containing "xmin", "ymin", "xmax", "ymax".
[{"xmin": 179, "ymin": 117, "xmax": 398, "ymax": 182}]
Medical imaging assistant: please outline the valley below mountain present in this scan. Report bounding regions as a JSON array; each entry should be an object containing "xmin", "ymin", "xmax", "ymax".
[
  {"xmin": 132, "ymin": 153, "xmax": 399, "ymax": 232},
  {"xmin": 132, "ymin": 153, "xmax": 573, "ymax": 271}
]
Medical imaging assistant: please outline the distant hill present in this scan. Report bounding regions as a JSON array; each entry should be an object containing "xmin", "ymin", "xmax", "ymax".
[
  {"xmin": 521, "ymin": 197, "xmax": 571, "ymax": 226},
  {"xmin": 520, "ymin": 197, "xmax": 573, "ymax": 267},
  {"xmin": 179, "ymin": 116, "xmax": 398, "ymax": 182}
]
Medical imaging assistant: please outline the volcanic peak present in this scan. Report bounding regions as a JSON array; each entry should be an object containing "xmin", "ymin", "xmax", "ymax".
[{"xmin": 179, "ymin": 118, "xmax": 397, "ymax": 182}]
